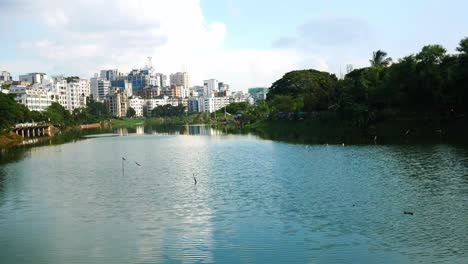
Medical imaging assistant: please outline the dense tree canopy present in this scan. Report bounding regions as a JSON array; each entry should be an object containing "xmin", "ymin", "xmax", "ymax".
[
  {"xmin": 268, "ymin": 69, "xmax": 338, "ymax": 111},
  {"xmin": 151, "ymin": 104, "xmax": 185, "ymax": 118},
  {"xmin": 265, "ymin": 37, "xmax": 468, "ymax": 126}
]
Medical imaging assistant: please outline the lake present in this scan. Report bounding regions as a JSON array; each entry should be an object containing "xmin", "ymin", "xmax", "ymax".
[{"xmin": 0, "ymin": 125, "xmax": 467, "ymax": 263}]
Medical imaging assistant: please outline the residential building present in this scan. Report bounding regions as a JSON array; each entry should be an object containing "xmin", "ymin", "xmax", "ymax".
[
  {"xmin": 9, "ymin": 85, "xmax": 54, "ymax": 111},
  {"xmin": 90, "ymin": 77, "xmax": 111, "ymax": 102},
  {"xmin": 66, "ymin": 79, "xmax": 89, "ymax": 111},
  {"xmin": 145, "ymin": 96, "xmax": 180, "ymax": 115},
  {"xmin": 203, "ymin": 96, "xmax": 230, "ymax": 113},
  {"xmin": 170, "ymin": 85, "xmax": 187, "ymax": 98},
  {"xmin": 203, "ymin": 79, "xmax": 218, "ymax": 97},
  {"xmin": 170, "ymin": 72, "xmax": 189, "ymax": 89},
  {"xmin": 49, "ymin": 77, "xmax": 68, "ymax": 107},
  {"xmin": 107, "ymin": 89, "xmax": 128, "ymax": 117},
  {"xmin": 128, "ymin": 97, "xmax": 146, "ymax": 117}
]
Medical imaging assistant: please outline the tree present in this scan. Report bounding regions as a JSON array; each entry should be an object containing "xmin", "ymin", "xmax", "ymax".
[
  {"xmin": 370, "ymin": 50, "xmax": 392, "ymax": 68},
  {"xmin": 416, "ymin": 45, "xmax": 447, "ymax": 64},
  {"xmin": 456, "ymin": 37, "xmax": 468, "ymax": 112},
  {"xmin": 456, "ymin": 37, "xmax": 468, "ymax": 54},
  {"xmin": 0, "ymin": 93, "xmax": 23, "ymax": 129},
  {"xmin": 126, "ymin": 107, "xmax": 136, "ymax": 118},
  {"xmin": 271, "ymin": 95, "xmax": 295, "ymax": 113},
  {"xmin": 221, "ymin": 102, "xmax": 251, "ymax": 115},
  {"xmin": 44, "ymin": 102, "xmax": 72, "ymax": 127},
  {"xmin": 268, "ymin": 69, "xmax": 338, "ymax": 111}
]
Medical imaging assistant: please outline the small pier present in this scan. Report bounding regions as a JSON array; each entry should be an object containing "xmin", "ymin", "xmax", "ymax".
[{"xmin": 12, "ymin": 122, "xmax": 52, "ymax": 138}]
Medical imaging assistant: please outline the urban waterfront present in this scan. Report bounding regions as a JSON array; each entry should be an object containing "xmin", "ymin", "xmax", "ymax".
[{"xmin": 0, "ymin": 126, "xmax": 467, "ymax": 263}]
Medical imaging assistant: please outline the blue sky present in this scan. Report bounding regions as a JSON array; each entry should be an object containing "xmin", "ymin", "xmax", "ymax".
[
  {"xmin": 201, "ymin": 0, "xmax": 467, "ymax": 53},
  {"xmin": 0, "ymin": 0, "xmax": 467, "ymax": 90}
]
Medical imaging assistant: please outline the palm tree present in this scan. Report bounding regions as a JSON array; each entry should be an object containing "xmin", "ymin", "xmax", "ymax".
[{"xmin": 370, "ymin": 50, "xmax": 392, "ymax": 68}]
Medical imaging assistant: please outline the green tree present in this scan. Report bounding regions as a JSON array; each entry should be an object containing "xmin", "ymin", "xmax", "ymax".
[
  {"xmin": 126, "ymin": 107, "xmax": 136, "ymax": 118},
  {"xmin": 370, "ymin": 50, "xmax": 392, "ymax": 68},
  {"xmin": 0, "ymin": 93, "xmax": 26, "ymax": 129},
  {"xmin": 268, "ymin": 69, "xmax": 338, "ymax": 112},
  {"xmin": 44, "ymin": 102, "xmax": 72, "ymax": 127}
]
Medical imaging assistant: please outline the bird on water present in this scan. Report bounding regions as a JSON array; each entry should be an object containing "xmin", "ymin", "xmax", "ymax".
[
  {"xmin": 135, "ymin": 161, "xmax": 141, "ymax": 166},
  {"xmin": 193, "ymin": 174, "xmax": 197, "ymax": 185}
]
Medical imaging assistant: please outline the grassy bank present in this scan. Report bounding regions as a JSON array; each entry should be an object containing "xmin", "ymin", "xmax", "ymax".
[{"xmin": 0, "ymin": 132, "xmax": 23, "ymax": 148}]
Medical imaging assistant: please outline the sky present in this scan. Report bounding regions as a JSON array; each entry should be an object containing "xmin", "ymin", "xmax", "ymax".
[{"xmin": 0, "ymin": 0, "xmax": 467, "ymax": 91}]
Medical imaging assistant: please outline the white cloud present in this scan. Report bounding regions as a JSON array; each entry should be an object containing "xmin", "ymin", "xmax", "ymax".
[{"xmin": 2, "ymin": 0, "xmax": 313, "ymax": 90}]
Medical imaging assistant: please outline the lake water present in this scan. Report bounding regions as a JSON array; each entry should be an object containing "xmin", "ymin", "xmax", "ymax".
[{"xmin": 0, "ymin": 125, "xmax": 467, "ymax": 263}]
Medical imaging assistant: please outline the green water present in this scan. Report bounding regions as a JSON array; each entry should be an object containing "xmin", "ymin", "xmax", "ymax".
[{"xmin": 0, "ymin": 125, "xmax": 467, "ymax": 263}]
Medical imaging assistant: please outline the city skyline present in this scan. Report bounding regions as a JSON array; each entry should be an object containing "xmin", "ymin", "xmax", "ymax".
[{"xmin": 1, "ymin": 0, "xmax": 467, "ymax": 90}]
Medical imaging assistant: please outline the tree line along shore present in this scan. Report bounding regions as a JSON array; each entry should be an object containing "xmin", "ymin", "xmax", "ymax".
[{"xmin": 1, "ymin": 37, "xmax": 467, "ymax": 146}]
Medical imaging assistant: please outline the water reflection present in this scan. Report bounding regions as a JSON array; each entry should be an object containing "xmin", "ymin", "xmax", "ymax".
[{"xmin": 0, "ymin": 127, "xmax": 467, "ymax": 263}]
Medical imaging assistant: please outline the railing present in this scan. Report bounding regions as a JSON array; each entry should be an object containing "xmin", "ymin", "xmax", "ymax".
[{"xmin": 14, "ymin": 122, "xmax": 51, "ymax": 128}]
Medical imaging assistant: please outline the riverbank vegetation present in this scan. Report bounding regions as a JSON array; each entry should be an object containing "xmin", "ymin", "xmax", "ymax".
[
  {"xmin": 217, "ymin": 38, "xmax": 468, "ymax": 136},
  {"xmin": 1, "ymin": 38, "xmax": 467, "ymax": 143}
]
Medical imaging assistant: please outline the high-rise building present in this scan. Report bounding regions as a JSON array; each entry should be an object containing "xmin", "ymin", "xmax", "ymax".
[
  {"xmin": 203, "ymin": 79, "xmax": 218, "ymax": 97},
  {"xmin": 170, "ymin": 72, "xmax": 189, "ymax": 89},
  {"xmin": 90, "ymin": 77, "xmax": 111, "ymax": 102},
  {"xmin": 155, "ymin": 73, "xmax": 168, "ymax": 88},
  {"xmin": 66, "ymin": 79, "xmax": 89, "ymax": 111},
  {"xmin": 127, "ymin": 69, "xmax": 159, "ymax": 93},
  {"xmin": 107, "ymin": 89, "xmax": 128, "ymax": 117}
]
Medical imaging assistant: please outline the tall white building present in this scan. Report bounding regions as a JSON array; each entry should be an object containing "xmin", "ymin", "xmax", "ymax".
[
  {"xmin": 203, "ymin": 79, "xmax": 218, "ymax": 97},
  {"xmin": 66, "ymin": 79, "xmax": 89, "ymax": 111},
  {"xmin": 90, "ymin": 77, "xmax": 111, "ymax": 102},
  {"xmin": 170, "ymin": 72, "xmax": 190, "ymax": 89}
]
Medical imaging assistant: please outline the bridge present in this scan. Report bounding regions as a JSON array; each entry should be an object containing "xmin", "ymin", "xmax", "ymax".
[{"xmin": 12, "ymin": 122, "xmax": 52, "ymax": 138}]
